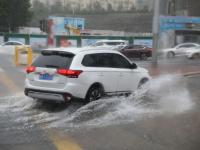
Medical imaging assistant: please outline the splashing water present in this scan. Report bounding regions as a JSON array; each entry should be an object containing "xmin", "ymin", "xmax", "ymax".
[
  {"xmin": 144, "ymin": 74, "xmax": 193, "ymax": 114},
  {"xmin": 51, "ymin": 75, "xmax": 193, "ymax": 129},
  {"xmin": 0, "ymin": 74, "xmax": 194, "ymax": 130}
]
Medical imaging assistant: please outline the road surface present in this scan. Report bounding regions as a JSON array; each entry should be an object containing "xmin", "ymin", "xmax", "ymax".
[{"xmin": 0, "ymin": 54, "xmax": 200, "ymax": 150}]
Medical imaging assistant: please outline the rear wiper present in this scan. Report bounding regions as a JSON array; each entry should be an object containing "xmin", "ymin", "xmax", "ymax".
[{"xmin": 45, "ymin": 65, "xmax": 59, "ymax": 68}]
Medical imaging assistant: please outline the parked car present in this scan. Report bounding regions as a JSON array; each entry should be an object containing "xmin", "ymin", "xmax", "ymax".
[
  {"xmin": 186, "ymin": 46, "xmax": 200, "ymax": 59},
  {"xmin": 0, "ymin": 41, "xmax": 26, "ymax": 54},
  {"xmin": 91, "ymin": 40, "xmax": 127, "ymax": 47},
  {"xmin": 118, "ymin": 45, "xmax": 152, "ymax": 60},
  {"xmin": 161, "ymin": 43, "xmax": 200, "ymax": 58},
  {"xmin": 24, "ymin": 47, "xmax": 150, "ymax": 103}
]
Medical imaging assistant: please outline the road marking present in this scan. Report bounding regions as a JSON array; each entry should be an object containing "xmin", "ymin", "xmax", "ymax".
[
  {"xmin": 48, "ymin": 130, "xmax": 82, "ymax": 150},
  {"xmin": 0, "ymin": 72, "xmax": 20, "ymax": 94},
  {"xmin": 0, "ymin": 66, "xmax": 82, "ymax": 150}
]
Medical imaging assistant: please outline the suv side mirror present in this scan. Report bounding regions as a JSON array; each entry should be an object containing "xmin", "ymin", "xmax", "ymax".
[{"xmin": 130, "ymin": 63, "xmax": 137, "ymax": 69}]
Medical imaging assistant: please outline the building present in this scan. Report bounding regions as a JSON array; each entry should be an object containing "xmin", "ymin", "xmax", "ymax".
[
  {"xmin": 175, "ymin": 0, "xmax": 200, "ymax": 16},
  {"xmin": 159, "ymin": 0, "xmax": 200, "ymax": 49}
]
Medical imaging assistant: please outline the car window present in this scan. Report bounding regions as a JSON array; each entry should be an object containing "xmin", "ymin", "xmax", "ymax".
[
  {"xmin": 82, "ymin": 53, "xmax": 112, "ymax": 67},
  {"xmin": 82, "ymin": 54, "xmax": 98, "ymax": 67},
  {"xmin": 105, "ymin": 42, "xmax": 125, "ymax": 46},
  {"xmin": 94, "ymin": 42, "xmax": 103, "ymax": 46},
  {"xmin": 3, "ymin": 42, "xmax": 12, "ymax": 46},
  {"xmin": 125, "ymin": 45, "xmax": 133, "ymax": 49},
  {"xmin": 13, "ymin": 42, "xmax": 22, "ymax": 45},
  {"xmin": 33, "ymin": 52, "xmax": 74, "ymax": 69},
  {"xmin": 111, "ymin": 53, "xmax": 131, "ymax": 68},
  {"xmin": 3, "ymin": 42, "xmax": 22, "ymax": 46},
  {"xmin": 82, "ymin": 53, "xmax": 130, "ymax": 68},
  {"xmin": 132, "ymin": 45, "xmax": 140, "ymax": 49},
  {"xmin": 134, "ymin": 45, "xmax": 144, "ymax": 49},
  {"xmin": 178, "ymin": 44, "xmax": 197, "ymax": 48}
]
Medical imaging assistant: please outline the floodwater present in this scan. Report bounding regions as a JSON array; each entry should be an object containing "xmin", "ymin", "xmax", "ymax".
[{"xmin": 0, "ymin": 75, "xmax": 194, "ymax": 131}]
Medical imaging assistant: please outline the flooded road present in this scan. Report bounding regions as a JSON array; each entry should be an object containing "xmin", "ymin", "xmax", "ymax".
[
  {"xmin": 0, "ymin": 54, "xmax": 200, "ymax": 150},
  {"xmin": 0, "ymin": 75, "xmax": 194, "ymax": 132}
]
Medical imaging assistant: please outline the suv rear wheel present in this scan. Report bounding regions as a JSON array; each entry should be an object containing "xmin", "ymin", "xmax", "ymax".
[
  {"xmin": 167, "ymin": 51, "xmax": 175, "ymax": 58},
  {"xmin": 86, "ymin": 85, "xmax": 103, "ymax": 102},
  {"xmin": 191, "ymin": 53, "xmax": 200, "ymax": 59}
]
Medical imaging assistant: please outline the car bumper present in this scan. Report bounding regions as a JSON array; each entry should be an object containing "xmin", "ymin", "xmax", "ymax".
[{"xmin": 24, "ymin": 88, "xmax": 72, "ymax": 103}]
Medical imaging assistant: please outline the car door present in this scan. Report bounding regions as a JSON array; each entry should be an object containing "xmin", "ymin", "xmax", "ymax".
[
  {"xmin": 133, "ymin": 45, "xmax": 143, "ymax": 58},
  {"xmin": 82, "ymin": 53, "xmax": 119, "ymax": 94},
  {"xmin": 121, "ymin": 45, "xmax": 135, "ymax": 58},
  {"xmin": 175, "ymin": 44, "xmax": 197, "ymax": 56},
  {"xmin": 96, "ymin": 53, "xmax": 119, "ymax": 93},
  {"xmin": 111, "ymin": 53, "xmax": 139, "ymax": 92}
]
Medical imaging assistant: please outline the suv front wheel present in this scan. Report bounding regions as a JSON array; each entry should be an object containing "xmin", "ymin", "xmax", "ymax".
[
  {"xmin": 138, "ymin": 78, "xmax": 149, "ymax": 89},
  {"xmin": 86, "ymin": 85, "xmax": 103, "ymax": 102}
]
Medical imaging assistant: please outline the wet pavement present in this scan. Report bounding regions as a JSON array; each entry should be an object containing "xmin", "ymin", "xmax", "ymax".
[
  {"xmin": 135, "ymin": 57, "xmax": 200, "ymax": 76},
  {"xmin": 0, "ymin": 54, "xmax": 200, "ymax": 150}
]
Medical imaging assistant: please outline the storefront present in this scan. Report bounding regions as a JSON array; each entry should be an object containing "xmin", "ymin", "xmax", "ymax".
[{"xmin": 159, "ymin": 16, "xmax": 200, "ymax": 49}]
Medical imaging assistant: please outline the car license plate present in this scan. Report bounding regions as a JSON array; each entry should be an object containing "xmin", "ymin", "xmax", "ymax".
[{"xmin": 39, "ymin": 73, "xmax": 53, "ymax": 80}]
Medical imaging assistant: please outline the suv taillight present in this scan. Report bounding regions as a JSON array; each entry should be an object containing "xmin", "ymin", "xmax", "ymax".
[
  {"xmin": 57, "ymin": 69, "xmax": 82, "ymax": 78},
  {"xmin": 26, "ymin": 66, "xmax": 36, "ymax": 74}
]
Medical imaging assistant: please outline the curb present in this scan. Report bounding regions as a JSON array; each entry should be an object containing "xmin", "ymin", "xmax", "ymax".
[{"xmin": 183, "ymin": 71, "xmax": 200, "ymax": 77}]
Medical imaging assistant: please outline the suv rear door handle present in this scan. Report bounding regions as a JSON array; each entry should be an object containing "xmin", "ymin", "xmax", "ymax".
[{"xmin": 119, "ymin": 73, "xmax": 123, "ymax": 77}]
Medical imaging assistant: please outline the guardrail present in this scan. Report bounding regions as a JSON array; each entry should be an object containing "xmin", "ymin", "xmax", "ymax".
[{"xmin": 14, "ymin": 46, "xmax": 33, "ymax": 66}]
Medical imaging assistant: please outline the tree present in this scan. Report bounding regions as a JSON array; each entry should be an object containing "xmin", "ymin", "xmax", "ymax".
[
  {"xmin": 93, "ymin": 1, "xmax": 105, "ymax": 13},
  {"xmin": 117, "ymin": 1, "xmax": 124, "ymax": 12},
  {"xmin": 30, "ymin": 0, "xmax": 49, "ymax": 26},
  {"xmin": 0, "ymin": 0, "xmax": 32, "ymax": 32},
  {"xmin": 107, "ymin": 3, "xmax": 114, "ymax": 12},
  {"xmin": 50, "ymin": 0, "xmax": 64, "ymax": 15}
]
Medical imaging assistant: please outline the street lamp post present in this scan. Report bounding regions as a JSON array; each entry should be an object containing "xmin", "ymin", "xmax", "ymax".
[{"xmin": 152, "ymin": 0, "xmax": 160, "ymax": 65}]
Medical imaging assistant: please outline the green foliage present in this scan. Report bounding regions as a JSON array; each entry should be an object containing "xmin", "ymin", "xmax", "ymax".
[
  {"xmin": 29, "ymin": 0, "xmax": 152, "ymax": 27},
  {"xmin": 50, "ymin": 0, "xmax": 64, "ymax": 15},
  {"xmin": 107, "ymin": 3, "xmax": 113, "ymax": 12},
  {"xmin": 0, "ymin": 0, "xmax": 32, "ymax": 32},
  {"xmin": 30, "ymin": 0, "xmax": 49, "ymax": 26}
]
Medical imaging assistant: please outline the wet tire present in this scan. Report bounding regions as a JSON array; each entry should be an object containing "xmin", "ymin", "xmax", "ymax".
[
  {"xmin": 191, "ymin": 53, "xmax": 200, "ymax": 59},
  {"xmin": 167, "ymin": 51, "xmax": 175, "ymax": 58},
  {"xmin": 86, "ymin": 85, "xmax": 103, "ymax": 102},
  {"xmin": 138, "ymin": 78, "xmax": 149, "ymax": 89}
]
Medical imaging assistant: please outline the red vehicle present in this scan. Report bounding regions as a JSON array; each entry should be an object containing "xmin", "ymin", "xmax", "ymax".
[{"xmin": 119, "ymin": 45, "xmax": 152, "ymax": 60}]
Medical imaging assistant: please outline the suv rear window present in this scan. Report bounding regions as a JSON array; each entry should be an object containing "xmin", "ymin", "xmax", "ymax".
[
  {"xmin": 82, "ymin": 53, "xmax": 131, "ymax": 68},
  {"xmin": 33, "ymin": 51, "xmax": 74, "ymax": 69}
]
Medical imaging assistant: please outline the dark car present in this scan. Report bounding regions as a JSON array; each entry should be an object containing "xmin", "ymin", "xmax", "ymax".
[{"xmin": 119, "ymin": 45, "xmax": 152, "ymax": 60}]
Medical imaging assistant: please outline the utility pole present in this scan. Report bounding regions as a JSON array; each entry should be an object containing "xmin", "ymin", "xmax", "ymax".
[{"xmin": 152, "ymin": 0, "xmax": 160, "ymax": 65}]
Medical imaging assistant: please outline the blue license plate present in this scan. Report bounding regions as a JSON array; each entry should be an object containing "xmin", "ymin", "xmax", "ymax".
[{"xmin": 39, "ymin": 73, "xmax": 53, "ymax": 80}]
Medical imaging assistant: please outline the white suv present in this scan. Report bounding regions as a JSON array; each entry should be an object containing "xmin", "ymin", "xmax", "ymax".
[
  {"xmin": 91, "ymin": 40, "xmax": 127, "ymax": 47},
  {"xmin": 24, "ymin": 48, "xmax": 150, "ymax": 103}
]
